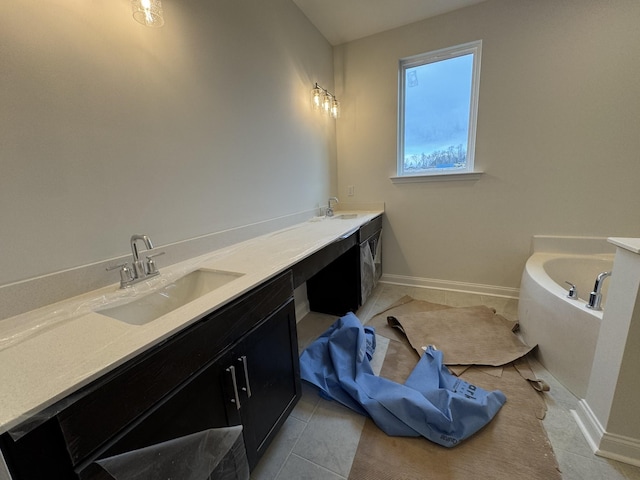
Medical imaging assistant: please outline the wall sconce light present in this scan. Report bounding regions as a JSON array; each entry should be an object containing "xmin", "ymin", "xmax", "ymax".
[
  {"xmin": 311, "ymin": 83, "xmax": 340, "ymax": 119},
  {"xmin": 132, "ymin": 0, "xmax": 165, "ymax": 27}
]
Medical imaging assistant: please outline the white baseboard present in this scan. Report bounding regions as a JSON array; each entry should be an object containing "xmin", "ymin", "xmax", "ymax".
[
  {"xmin": 572, "ymin": 400, "xmax": 640, "ymax": 467},
  {"xmin": 380, "ymin": 274, "xmax": 520, "ymax": 299},
  {"xmin": 572, "ymin": 401, "xmax": 605, "ymax": 453},
  {"xmin": 598, "ymin": 432, "xmax": 640, "ymax": 467}
]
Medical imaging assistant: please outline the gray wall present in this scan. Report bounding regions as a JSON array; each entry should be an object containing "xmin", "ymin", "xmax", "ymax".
[
  {"xmin": 4, "ymin": 0, "xmax": 640, "ymax": 316},
  {"xmin": 0, "ymin": 0, "xmax": 336, "ymax": 288},
  {"xmin": 334, "ymin": 0, "xmax": 640, "ymax": 291}
]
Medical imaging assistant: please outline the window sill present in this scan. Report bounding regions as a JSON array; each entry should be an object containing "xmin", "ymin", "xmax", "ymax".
[{"xmin": 390, "ymin": 171, "xmax": 484, "ymax": 184}]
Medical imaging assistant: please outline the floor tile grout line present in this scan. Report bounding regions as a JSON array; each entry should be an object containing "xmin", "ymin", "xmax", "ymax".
[
  {"xmin": 269, "ymin": 421, "xmax": 305, "ymax": 480},
  {"xmin": 291, "ymin": 332, "xmax": 385, "ymax": 478},
  {"xmin": 273, "ymin": 390, "xmax": 324, "ymax": 480},
  {"xmin": 287, "ymin": 452, "xmax": 349, "ymax": 480}
]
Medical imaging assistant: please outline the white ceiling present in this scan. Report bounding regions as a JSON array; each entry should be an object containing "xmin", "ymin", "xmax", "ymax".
[{"xmin": 292, "ymin": 0, "xmax": 488, "ymax": 46}]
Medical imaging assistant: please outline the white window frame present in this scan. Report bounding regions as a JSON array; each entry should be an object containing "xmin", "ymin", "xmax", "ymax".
[{"xmin": 393, "ymin": 40, "xmax": 483, "ymax": 183}]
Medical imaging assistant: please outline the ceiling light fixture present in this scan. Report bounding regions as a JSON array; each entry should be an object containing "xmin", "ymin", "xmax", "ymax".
[{"xmin": 132, "ymin": 0, "xmax": 165, "ymax": 27}]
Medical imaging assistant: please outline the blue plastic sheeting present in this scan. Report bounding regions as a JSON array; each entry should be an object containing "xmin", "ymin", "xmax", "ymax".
[{"xmin": 299, "ymin": 313, "xmax": 507, "ymax": 447}]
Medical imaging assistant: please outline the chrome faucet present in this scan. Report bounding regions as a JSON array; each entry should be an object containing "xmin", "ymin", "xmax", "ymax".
[
  {"xmin": 327, "ymin": 197, "xmax": 339, "ymax": 217},
  {"xmin": 107, "ymin": 234, "xmax": 164, "ymax": 288},
  {"xmin": 565, "ymin": 281, "xmax": 579, "ymax": 300},
  {"xmin": 586, "ymin": 271, "xmax": 612, "ymax": 310},
  {"xmin": 130, "ymin": 234, "xmax": 154, "ymax": 279}
]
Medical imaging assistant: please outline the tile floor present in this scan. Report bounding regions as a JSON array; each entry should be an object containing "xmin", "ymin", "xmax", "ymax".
[{"xmin": 250, "ymin": 283, "xmax": 640, "ymax": 480}]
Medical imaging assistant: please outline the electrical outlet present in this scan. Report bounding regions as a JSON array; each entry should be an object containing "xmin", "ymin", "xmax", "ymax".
[{"xmin": 347, "ymin": 185, "xmax": 355, "ymax": 196}]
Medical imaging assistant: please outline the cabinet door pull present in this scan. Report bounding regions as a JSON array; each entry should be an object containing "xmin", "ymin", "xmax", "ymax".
[
  {"xmin": 226, "ymin": 365, "xmax": 241, "ymax": 410},
  {"xmin": 238, "ymin": 355, "xmax": 252, "ymax": 398}
]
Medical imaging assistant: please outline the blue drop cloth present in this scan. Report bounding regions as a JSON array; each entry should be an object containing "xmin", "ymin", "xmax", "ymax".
[{"xmin": 299, "ymin": 312, "xmax": 507, "ymax": 447}]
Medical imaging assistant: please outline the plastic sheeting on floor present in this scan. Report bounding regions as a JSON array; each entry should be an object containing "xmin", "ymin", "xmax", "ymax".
[{"xmin": 299, "ymin": 313, "xmax": 507, "ymax": 447}]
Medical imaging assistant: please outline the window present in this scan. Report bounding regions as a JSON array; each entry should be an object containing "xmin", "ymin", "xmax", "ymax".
[{"xmin": 396, "ymin": 41, "xmax": 482, "ymax": 180}]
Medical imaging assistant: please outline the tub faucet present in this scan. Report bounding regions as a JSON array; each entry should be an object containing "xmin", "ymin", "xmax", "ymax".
[
  {"xmin": 327, "ymin": 197, "xmax": 339, "ymax": 217},
  {"xmin": 565, "ymin": 281, "xmax": 579, "ymax": 300},
  {"xmin": 586, "ymin": 271, "xmax": 612, "ymax": 310}
]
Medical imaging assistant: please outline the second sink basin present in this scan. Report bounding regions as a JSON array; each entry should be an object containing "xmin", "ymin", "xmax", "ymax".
[{"xmin": 97, "ymin": 269, "xmax": 244, "ymax": 325}]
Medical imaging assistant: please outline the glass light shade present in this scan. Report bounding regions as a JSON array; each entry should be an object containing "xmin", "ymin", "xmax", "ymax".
[
  {"xmin": 132, "ymin": 0, "xmax": 165, "ymax": 27},
  {"xmin": 311, "ymin": 85, "xmax": 323, "ymax": 111},
  {"xmin": 330, "ymin": 98, "xmax": 340, "ymax": 119},
  {"xmin": 322, "ymin": 92, "xmax": 332, "ymax": 114}
]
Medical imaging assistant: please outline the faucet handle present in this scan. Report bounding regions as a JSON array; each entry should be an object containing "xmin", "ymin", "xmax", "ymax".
[
  {"xmin": 145, "ymin": 251, "xmax": 165, "ymax": 275},
  {"xmin": 107, "ymin": 263, "xmax": 134, "ymax": 288},
  {"xmin": 564, "ymin": 281, "xmax": 578, "ymax": 300},
  {"xmin": 327, "ymin": 197, "xmax": 339, "ymax": 217}
]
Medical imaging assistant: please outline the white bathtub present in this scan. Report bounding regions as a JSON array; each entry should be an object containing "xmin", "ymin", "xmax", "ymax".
[{"xmin": 518, "ymin": 236, "xmax": 615, "ymax": 399}]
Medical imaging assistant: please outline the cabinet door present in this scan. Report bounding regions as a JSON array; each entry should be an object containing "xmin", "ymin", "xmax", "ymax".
[
  {"xmin": 77, "ymin": 355, "xmax": 238, "ymax": 480},
  {"xmin": 229, "ymin": 298, "xmax": 301, "ymax": 470}
]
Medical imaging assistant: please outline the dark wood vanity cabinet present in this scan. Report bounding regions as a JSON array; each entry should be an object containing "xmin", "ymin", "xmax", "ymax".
[
  {"xmin": 302, "ymin": 214, "xmax": 383, "ymax": 316},
  {"xmin": 0, "ymin": 270, "xmax": 300, "ymax": 479},
  {"xmin": 218, "ymin": 298, "xmax": 300, "ymax": 469},
  {"xmin": 1, "ymin": 216, "xmax": 383, "ymax": 478}
]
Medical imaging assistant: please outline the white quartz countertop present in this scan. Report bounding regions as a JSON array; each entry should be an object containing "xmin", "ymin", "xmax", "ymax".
[
  {"xmin": 608, "ymin": 237, "xmax": 640, "ymax": 255},
  {"xmin": 0, "ymin": 210, "xmax": 382, "ymax": 434}
]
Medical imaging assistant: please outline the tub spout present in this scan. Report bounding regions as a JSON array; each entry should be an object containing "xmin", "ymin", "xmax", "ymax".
[{"xmin": 586, "ymin": 271, "xmax": 612, "ymax": 310}]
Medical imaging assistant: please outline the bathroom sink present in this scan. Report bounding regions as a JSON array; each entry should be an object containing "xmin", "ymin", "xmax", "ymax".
[
  {"xmin": 331, "ymin": 213, "xmax": 358, "ymax": 219},
  {"xmin": 97, "ymin": 269, "xmax": 245, "ymax": 325}
]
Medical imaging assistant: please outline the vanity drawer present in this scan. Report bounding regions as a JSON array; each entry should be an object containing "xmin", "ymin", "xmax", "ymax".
[
  {"xmin": 358, "ymin": 214, "xmax": 382, "ymax": 243},
  {"xmin": 291, "ymin": 229, "xmax": 358, "ymax": 288}
]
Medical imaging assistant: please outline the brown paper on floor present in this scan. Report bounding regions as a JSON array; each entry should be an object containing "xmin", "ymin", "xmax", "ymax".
[
  {"xmin": 367, "ymin": 296, "xmax": 547, "ymax": 391},
  {"xmin": 366, "ymin": 297, "xmax": 534, "ymax": 373},
  {"xmin": 386, "ymin": 305, "xmax": 534, "ymax": 367},
  {"xmin": 365, "ymin": 296, "xmax": 452, "ymax": 345},
  {"xmin": 348, "ymin": 339, "xmax": 561, "ymax": 480}
]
